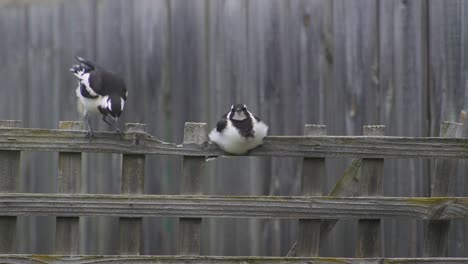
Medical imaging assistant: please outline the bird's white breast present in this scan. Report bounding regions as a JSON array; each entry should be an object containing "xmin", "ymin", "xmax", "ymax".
[
  {"xmin": 209, "ymin": 118, "xmax": 269, "ymax": 155},
  {"xmin": 75, "ymin": 86, "xmax": 108, "ymax": 115}
]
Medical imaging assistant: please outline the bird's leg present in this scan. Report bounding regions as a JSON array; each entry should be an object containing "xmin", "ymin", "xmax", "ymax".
[
  {"xmin": 102, "ymin": 116, "xmax": 123, "ymax": 138},
  {"xmin": 83, "ymin": 113, "xmax": 94, "ymax": 141}
]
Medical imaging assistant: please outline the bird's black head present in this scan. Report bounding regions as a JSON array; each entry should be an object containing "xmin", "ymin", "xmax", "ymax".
[
  {"xmin": 106, "ymin": 95, "xmax": 125, "ymax": 120},
  {"xmin": 229, "ymin": 104, "xmax": 249, "ymax": 121}
]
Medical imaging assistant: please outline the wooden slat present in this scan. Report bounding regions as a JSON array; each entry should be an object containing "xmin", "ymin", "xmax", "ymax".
[
  {"xmin": 56, "ymin": 121, "xmax": 83, "ymax": 255},
  {"xmin": 424, "ymin": 122, "xmax": 462, "ymax": 257},
  {"xmin": 0, "ymin": 120, "xmax": 21, "ymax": 253},
  {"xmin": 289, "ymin": 158, "xmax": 363, "ymax": 256},
  {"xmin": 380, "ymin": 0, "xmax": 429, "ymax": 257},
  {"xmin": 119, "ymin": 124, "xmax": 146, "ymax": 255},
  {"xmin": 3, "ymin": 127, "xmax": 468, "ymax": 158},
  {"xmin": 0, "ymin": 255, "xmax": 464, "ymax": 264},
  {"xmin": 0, "ymin": 194, "xmax": 465, "ymax": 220},
  {"xmin": 177, "ymin": 123, "xmax": 206, "ymax": 255},
  {"xmin": 297, "ymin": 125, "xmax": 326, "ymax": 256},
  {"xmin": 357, "ymin": 126, "xmax": 385, "ymax": 257}
]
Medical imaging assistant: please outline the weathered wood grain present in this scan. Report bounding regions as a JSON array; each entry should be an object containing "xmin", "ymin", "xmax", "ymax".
[
  {"xmin": 0, "ymin": 194, "xmax": 464, "ymax": 220},
  {"xmin": 297, "ymin": 125, "xmax": 326, "ymax": 257},
  {"xmin": 288, "ymin": 157, "xmax": 364, "ymax": 256},
  {"xmin": 424, "ymin": 122, "xmax": 462, "ymax": 257},
  {"xmin": 379, "ymin": 0, "xmax": 429, "ymax": 256},
  {"xmin": 357, "ymin": 126, "xmax": 385, "ymax": 257},
  {"xmin": 119, "ymin": 124, "xmax": 146, "ymax": 255},
  {"xmin": 1, "ymin": 0, "xmax": 468, "ymax": 257},
  {"xmin": 428, "ymin": 0, "xmax": 468, "ymax": 255},
  {"xmin": 0, "ymin": 255, "xmax": 464, "ymax": 264},
  {"xmin": 56, "ymin": 121, "xmax": 83, "ymax": 255},
  {"xmin": 3, "ymin": 128, "xmax": 468, "ymax": 159},
  {"xmin": 330, "ymin": 0, "xmax": 381, "ymax": 256},
  {"xmin": 23, "ymin": 3, "xmax": 66, "ymax": 254},
  {"xmin": 129, "ymin": 0, "xmax": 175, "ymax": 255},
  {"xmin": 178, "ymin": 123, "xmax": 206, "ymax": 255},
  {"xmin": 0, "ymin": 120, "xmax": 21, "ymax": 253},
  {"xmin": 95, "ymin": 0, "xmax": 135, "ymax": 254}
]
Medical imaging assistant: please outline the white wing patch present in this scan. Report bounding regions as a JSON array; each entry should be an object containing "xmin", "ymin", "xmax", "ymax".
[{"xmin": 121, "ymin": 98, "xmax": 125, "ymax": 111}]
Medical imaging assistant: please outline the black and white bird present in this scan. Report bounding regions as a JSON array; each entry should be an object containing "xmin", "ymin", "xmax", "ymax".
[
  {"xmin": 70, "ymin": 56, "xmax": 127, "ymax": 139},
  {"xmin": 209, "ymin": 104, "xmax": 268, "ymax": 154}
]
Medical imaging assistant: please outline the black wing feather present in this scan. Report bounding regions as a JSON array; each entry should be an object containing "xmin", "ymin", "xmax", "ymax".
[
  {"xmin": 84, "ymin": 68, "xmax": 126, "ymax": 99},
  {"xmin": 216, "ymin": 114, "xmax": 228, "ymax": 133},
  {"xmin": 72, "ymin": 56, "xmax": 127, "ymax": 99}
]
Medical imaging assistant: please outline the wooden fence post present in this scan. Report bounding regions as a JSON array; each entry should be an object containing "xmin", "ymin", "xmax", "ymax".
[
  {"xmin": 0, "ymin": 120, "xmax": 21, "ymax": 253},
  {"xmin": 119, "ymin": 123, "xmax": 146, "ymax": 255},
  {"xmin": 56, "ymin": 121, "xmax": 83, "ymax": 254},
  {"xmin": 424, "ymin": 121, "xmax": 462, "ymax": 257},
  {"xmin": 177, "ymin": 122, "xmax": 206, "ymax": 255},
  {"xmin": 297, "ymin": 124, "xmax": 326, "ymax": 256},
  {"xmin": 356, "ymin": 125, "xmax": 385, "ymax": 257}
]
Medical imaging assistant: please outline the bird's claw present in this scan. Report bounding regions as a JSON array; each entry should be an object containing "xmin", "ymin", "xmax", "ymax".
[
  {"xmin": 115, "ymin": 128, "xmax": 124, "ymax": 139},
  {"xmin": 85, "ymin": 131, "xmax": 94, "ymax": 142}
]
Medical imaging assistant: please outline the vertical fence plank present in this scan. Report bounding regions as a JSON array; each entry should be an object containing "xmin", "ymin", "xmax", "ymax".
[
  {"xmin": 55, "ymin": 121, "xmax": 83, "ymax": 254},
  {"xmin": 356, "ymin": 125, "xmax": 385, "ymax": 257},
  {"xmin": 119, "ymin": 123, "xmax": 146, "ymax": 255},
  {"xmin": 424, "ymin": 121, "xmax": 462, "ymax": 257},
  {"xmin": 177, "ymin": 122, "xmax": 206, "ymax": 255},
  {"xmin": 296, "ymin": 124, "xmax": 326, "ymax": 256},
  {"xmin": 0, "ymin": 120, "xmax": 21, "ymax": 253}
]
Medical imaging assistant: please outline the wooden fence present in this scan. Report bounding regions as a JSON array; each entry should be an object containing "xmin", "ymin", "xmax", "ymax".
[{"xmin": 0, "ymin": 119, "xmax": 467, "ymax": 263}]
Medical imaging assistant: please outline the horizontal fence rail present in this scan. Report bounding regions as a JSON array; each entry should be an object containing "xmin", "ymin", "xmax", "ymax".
[
  {"xmin": 0, "ymin": 121, "xmax": 466, "ymax": 261},
  {"xmin": 0, "ymin": 255, "xmax": 466, "ymax": 264},
  {"xmin": 1, "ymin": 127, "xmax": 468, "ymax": 158},
  {"xmin": 0, "ymin": 194, "xmax": 465, "ymax": 219}
]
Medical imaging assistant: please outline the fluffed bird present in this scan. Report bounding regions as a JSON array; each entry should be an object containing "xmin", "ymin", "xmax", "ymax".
[
  {"xmin": 209, "ymin": 104, "xmax": 268, "ymax": 154},
  {"xmin": 70, "ymin": 56, "xmax": 127, "ymax": 139}
]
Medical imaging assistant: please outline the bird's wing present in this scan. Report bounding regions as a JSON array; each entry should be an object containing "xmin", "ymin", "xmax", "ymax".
[
  {"xmin": 216, "ymin": 114, "xmax": 228, "ymax": 133},
  {"xmin": 94, "ymin": 70, "xmax": 127, "ymax": 99},
  {"xmin": 71, "ymin": 56, "xmax": 127, "ymax": 99}
]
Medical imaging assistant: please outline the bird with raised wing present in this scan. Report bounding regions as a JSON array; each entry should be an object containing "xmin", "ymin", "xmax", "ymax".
[
  {"xmin": 209, "ymin": 104, "xmax": 268, "ymax": 155},
  {"xmin": 70, "ymin": 56, "xmax": 127, "ymax": 140}
]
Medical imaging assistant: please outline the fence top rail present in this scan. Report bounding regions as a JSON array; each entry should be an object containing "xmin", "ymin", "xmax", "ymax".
[
  {"xmin": 0, "ymin": 193, "xmax": 467, "ymax": 220},
  {"xmin": 0, "ymin": 255, "xmax": 466, "ymax": 264},
  {"xmin": 1, "ymin": 126, "xmax": 468, "ymax": 158}
]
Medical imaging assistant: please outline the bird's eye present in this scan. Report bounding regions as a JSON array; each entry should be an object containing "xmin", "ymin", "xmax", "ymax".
[{"xmin": 242, "ymin": 107, "xmax": 246, "ymax": 111}]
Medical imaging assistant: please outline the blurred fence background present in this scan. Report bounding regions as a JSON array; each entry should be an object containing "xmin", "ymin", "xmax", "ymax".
[{"xmin": 0, "ymin": 0, "xmax": 467, "ymax": 257}]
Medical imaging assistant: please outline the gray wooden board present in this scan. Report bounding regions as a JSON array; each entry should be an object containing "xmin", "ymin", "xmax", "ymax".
[
  {"xmin": 0, "ymin": 256, "xmax": 464, "ymax": 264},
  {"xmin": 379, "ymin": 0, "xmax": 429, "ymax": 257},
  {"xmin": 130, "ymin": 0, "xmax": 177, "ymax": 255},
  {"xmin": 56, "ymin": 121, "xmax": 83, "ymax": 255},
  {"xmin": 0, "ymin": 194, "xmax": 466, "ymax": 220},
  {"xmin": 428, "ymin": 0, "xmax": 468, "ymax": 257},
  {"xmin": 93, "ymin": 0, "xmax": 135, "ymax": 255},
  {"xmin": 23, "ymin": 3, "xmax": 63, "ymax": 254},
  {"xmin": 4, "ymin": 128, "xmax": 468, "ymax": 159},
  {"xmin": 1, "ymin": 0, "xmax": 468, "ymax": 257}
]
